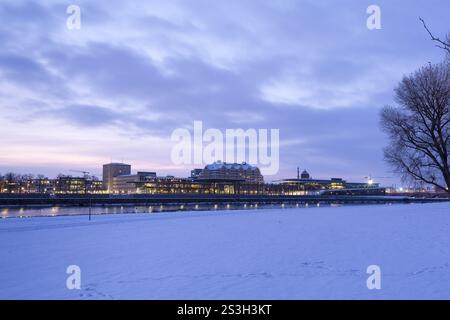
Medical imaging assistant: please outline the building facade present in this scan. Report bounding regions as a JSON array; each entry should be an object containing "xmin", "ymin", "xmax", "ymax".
[
  {"xmin": 102, "ymin": 163, "xmax": 131, "ymax": 192},
  {"xmin": 0, "ymin": 165, "xmax": 385, "ymax": 196},
  {"xmin": 195, "ymin": 161, "xmax": 264, "ymax": 184},
  {"xmin": 112, "ymin": 172, "xmax": 156, "ymax": 194},
  {"xmin": 54, "ymin": 176, "xmax": 105, "ymax": 194},
  {"xmin": 278, "ymin": 170, "xmax": 379, "ymax": 193}
]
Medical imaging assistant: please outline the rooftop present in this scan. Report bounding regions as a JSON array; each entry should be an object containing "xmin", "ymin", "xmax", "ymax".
[{"xmin": 205, "ymin": 161, "xmax": 259, "ymax": 171}]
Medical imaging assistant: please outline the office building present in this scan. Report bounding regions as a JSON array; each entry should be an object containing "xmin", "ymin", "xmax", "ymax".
[
  {"xmin": 102, "ymin": 163, "xmax": 131, "ymax": 192},
  {"xmin": 113, "ymin": 171, "xmax": 156, "ymax": 194}
]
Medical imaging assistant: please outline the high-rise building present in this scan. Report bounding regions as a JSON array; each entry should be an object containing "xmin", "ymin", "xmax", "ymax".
[{"xmin": 102, "ymin": 163, "xmax": 131, "ymax": 192}]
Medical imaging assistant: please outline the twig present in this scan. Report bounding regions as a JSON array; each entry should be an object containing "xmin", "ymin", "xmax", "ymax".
[{"xmin": 419, "ymin": 17, "xmax": 450, "ymax": 54}]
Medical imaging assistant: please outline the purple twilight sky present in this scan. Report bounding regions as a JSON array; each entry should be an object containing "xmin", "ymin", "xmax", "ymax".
[{"xmin": 0, "ymin": 0, "xmax": 449, "ymax": 186}]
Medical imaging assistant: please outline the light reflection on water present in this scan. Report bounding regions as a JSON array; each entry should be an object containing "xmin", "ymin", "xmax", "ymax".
[{"xmin": 0, "ymin": 202, "xmax": 341, "ymax": 218}]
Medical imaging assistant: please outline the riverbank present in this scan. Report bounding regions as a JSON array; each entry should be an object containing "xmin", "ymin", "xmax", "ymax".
[
  {"xmin": 0, "ymin": 193, "xmax": 448, "ymax": 208},
  {"xmin": 0, "ymin": 201, "xmax": 422, "ymax": 219}
]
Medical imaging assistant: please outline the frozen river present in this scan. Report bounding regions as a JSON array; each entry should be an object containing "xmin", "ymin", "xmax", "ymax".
[{"xmin": 1, "ymin": 202, "xmax": 450, "ymax": 299}]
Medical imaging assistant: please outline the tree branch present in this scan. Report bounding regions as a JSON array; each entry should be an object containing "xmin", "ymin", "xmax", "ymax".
[{"xmin": 420, "ymin": 17, "xmax": 450, "ymax": 54}]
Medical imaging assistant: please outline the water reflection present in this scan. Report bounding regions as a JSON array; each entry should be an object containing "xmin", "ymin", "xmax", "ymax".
[{"xmin": 0, "ymin": 201, "xmax": 345, "ymax": 218}]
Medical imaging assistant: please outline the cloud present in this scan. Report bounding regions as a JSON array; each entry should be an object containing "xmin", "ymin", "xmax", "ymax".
[
  {"xmin": 0, "ymin": 0, "xmax": 449, "ymax": 183},
  {"xmin": 259, "ymin": 61, "xmax": 395, "ymax": 110}
]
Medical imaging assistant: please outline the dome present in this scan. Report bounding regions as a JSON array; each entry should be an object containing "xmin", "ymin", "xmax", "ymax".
[
  {"xmin": 205, "ymin": 161, "xmax": 257, "ymax": 172},
  {"xmin": 300, "ymin": 170, "xmax": 310, "ymax": 179}
]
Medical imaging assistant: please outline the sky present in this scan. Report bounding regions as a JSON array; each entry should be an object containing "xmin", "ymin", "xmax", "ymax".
[{"xmin": 0, "ymin": 0, "xmax": 449, "ymax": 186}]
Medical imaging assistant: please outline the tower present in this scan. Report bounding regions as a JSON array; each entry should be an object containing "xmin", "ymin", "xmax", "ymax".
[{"xmin": 102, "ymin": 163, "xmax": 131, "ymax": 192}]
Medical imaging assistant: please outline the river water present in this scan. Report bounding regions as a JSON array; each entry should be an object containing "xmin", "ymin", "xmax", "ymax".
[{"xmin": 0, "ymin": 202, "xmax": 343, "ymax": 218}]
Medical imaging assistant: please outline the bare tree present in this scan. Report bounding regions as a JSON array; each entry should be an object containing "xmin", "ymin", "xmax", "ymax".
[
  {"xmin": 0, "ymin": 173, "xmax": 4, "ymax": 192},
  {"xmin": 380, "ymin": 62, "xmax": 450, "ymax": 193},
  {"xmin": 4, "ymin": 172, "xmax": 19, "ymax": 193},
  {"xmin": 420, "ymin": 17, "xmax": 450, "ymax": 55}
]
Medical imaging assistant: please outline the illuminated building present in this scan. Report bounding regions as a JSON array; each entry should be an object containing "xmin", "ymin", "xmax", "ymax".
[
  {"xmin": 195, "ymin": 161, "xmax": 264, "ymax": 184},
  {"xmin": 277, "ymin": 170, "xmax": 379, "ymax": 192},
  {"xmin": 55, "ymin": 176, "xmax": 86, "ymax": 194},
  {"xmin": 113, "ymin": 172, "xmax": 156, "ymax": 194},
  {"xmin": 0, "ymin": 164, "xmax": 385, "ymax": 196},
  {"xmin": 102, "ymin": 163, "xmax": 131, "ymax": 192}
]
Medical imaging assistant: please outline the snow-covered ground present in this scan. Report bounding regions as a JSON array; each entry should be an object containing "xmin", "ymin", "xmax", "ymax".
[{"xmin": 1, "ymin": 202, "xmax": 450, "ymax": 300}]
